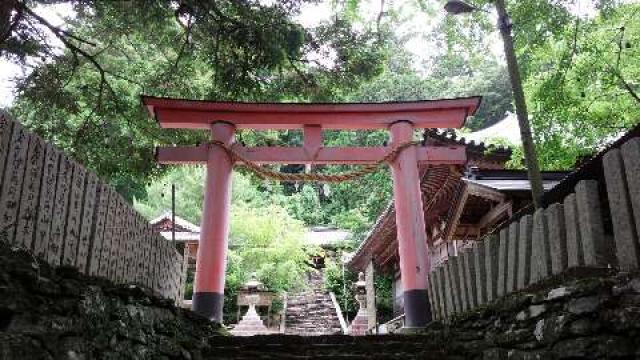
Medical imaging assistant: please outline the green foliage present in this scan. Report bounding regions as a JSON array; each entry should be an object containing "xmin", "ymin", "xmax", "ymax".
[{"xmin": 525, "ymin": 3, "xmax": 640, "ymax": 169}]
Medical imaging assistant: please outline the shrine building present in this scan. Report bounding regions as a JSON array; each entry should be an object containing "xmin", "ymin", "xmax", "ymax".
[{"xmin": 347, "ymin": 129, "xmax": 568, "ymax": 323}]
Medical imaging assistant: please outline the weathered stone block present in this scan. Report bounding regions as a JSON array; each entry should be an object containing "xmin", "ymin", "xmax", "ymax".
[
  {"xmin": 485, "ymin": 234, "xmax": 500, "ymax": 303},
  {"xmin": 531, "ymin": 209, "xmax": 551, "ymax": 283},
  {"xmin": 455, "ymin": 253, "xmax": 469, "ymax": 313},
  {"xmin": 449, "ymin": 256, "xmax": 463, "ymax": 314},
  {"xmin": 517, "ymin": 215, "xmax": 533, "ymax": 290},
  {"xmin": 604, "ymin": 147, "xmax": 640, "ymax": 270},
  {"xmin": 473, "ymin": 242, "xmax": 486, "ymax": 306},
  {"xmin": 435, "ymin": 265, "xmax": 448, "ymax": 320},
  {"xmin": 443, "ymin": 260, "xmax": 456, "ymax": 317},
  {"xmin": 546, "ymin": 203, "xmax": 568, "ymax": 275},
  {"xmin": 497, "ymin": 229, "xmax": 509, "ymax": 297},
  {"xmin": 621, "ymin": 138, "xmax": 640, "ymax": 255},
  {"xmin": 564, "ymin": 193, "xmax": 584, "ymax": 269},
  {"xmin": 507, "ymin": 221, "xmax": 519, "ymax": 294},
  {"xmin": 576, "ymin": 180, "xmax": 615, "ymax": 267},
  {"xmin": 462, "ymin": 247, "xmax": 477, "ymax": 310}
]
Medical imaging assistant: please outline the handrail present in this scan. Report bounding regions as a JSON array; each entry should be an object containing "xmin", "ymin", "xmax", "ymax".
[{"xmin": 329, "ymin": 291, "xmax": 348, "ymax": 334}]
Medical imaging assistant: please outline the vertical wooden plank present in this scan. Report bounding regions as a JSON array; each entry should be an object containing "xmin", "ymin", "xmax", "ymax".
[
  {"xmin": 88, "ymin": 182, "xmax": 109, "ymax": 276},
  {"xmin": 564, "ymin": 193, "xmax": 584, "ymax": 268},
  {"xmin": 77, "ymin": 172, "xmax": 98, "ymax": 273},
  {"xmin": 547, "ymin": 203, "xmax": 568, "ymax": 275},
  {"xmin": 125, "ymin": 207, "xmax": 135, "ymax": 283},
  {"xmin": 496, "ymin": 229, "xmax": 508, "ymax": 297},
  {"xmin": 48, "ymin": 157, "xmax": 73, "ymax": 266},
  {"xmin": 621, "ymin": 139, "xmax": 640, "ymax": 251},
  {"xmin": 62, "ymin": 162, "xmax": 86, "ymax": 267},
  {"xmin": 33, "ymin": 144, "xmax": 59, "ymax": 259},
  {"xmin": 0, "ymin": 112, "xmax": 14, "ymax": 192},
  {"xmin": 516, "ymin": 214, "xmax": 533, "ymax": 289},
  {"xmin": 15, "ymin": 135, "xmax": 45, "ymax": 249},
  {"xmin": 576, "ymin": 180, "xmax": 614, "ymax": 267},
  {"xmin": 604, "ymin": 148, "xmax": 640, "ymax": 270},
  {"xmin": 0, "ymin": 123, "xmax": 29, "ymax": 245},
  {"xmin": 99, "ymin": 188, "xmax": 117, "ymax": 277}
]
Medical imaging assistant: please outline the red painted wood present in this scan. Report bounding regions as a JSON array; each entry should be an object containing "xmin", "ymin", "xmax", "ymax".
[
  {"xmin": 389, "ymin": 121, "xmax": 430, "ymax": 292},
  {"xmin": 142, "ymin": 96, "xmax": 480, "ymax": 130},
  {"xmin": 194, "ymin": 122, "xmax": 234, "ymax": 294},
  {"xmin": 156, "ymin": 145, "xmax": 467, "ymax": 165}
]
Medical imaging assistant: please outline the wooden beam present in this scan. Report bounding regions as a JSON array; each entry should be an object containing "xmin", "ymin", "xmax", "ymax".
[
  {"xmin": 143, "ymin": 96, "xmax": 481, "ymax": 130},
  {"xmin": 478, "ymin": 201, "xmax": 512, "ymax": 230},
  {"xmin": 466, "ymin": 181, "xmax": 506, "ymax": 203},
  {"xmin": 156, "ymin": 145, "xmax": 467, "ymax": 165}
]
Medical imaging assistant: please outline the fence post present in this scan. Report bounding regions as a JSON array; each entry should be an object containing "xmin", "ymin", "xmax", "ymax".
[
  {"xmin": 485, "ymin": 234, "xmax": 500, "ymax": 303},
  {"xmin": 564, "ymin": 193, "xmax": 584, "ymax": 268},
  {"xmin": 605, "ymin": 147, "xmax": 640, "ymax": 270},
  {"xmin": 462, "ymin": 247, "xmax": 477, "ymax": 310},
  {"xmin": 516, "ymin": 214, "xmax": 533, "ymax": 289},
  {"xmin": 506, "ymin": 222, "xmax": 519, "ymax": 294},
  {"xmin": 473, "ymin": 241, "xmax": 486, "ymax": 305},
  {"xmin": 547, "ymin": 203, "xmax": 568, "ymax": 275},
  {"xmin": 621, "ymin": 138, "xmax": 640, "ymax": 249},
  {"xmin": 576, "ymin": 180, "xmax": 614, "ymax": 267},
  {"xmin": 497, "ymin": 229, "xmax": 508, "ymax": 297}
]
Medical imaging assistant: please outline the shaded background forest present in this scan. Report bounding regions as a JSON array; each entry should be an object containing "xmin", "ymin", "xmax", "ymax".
[{"xmin": 1, "ymin": 0, "xmax": 638, "ymax": 321}]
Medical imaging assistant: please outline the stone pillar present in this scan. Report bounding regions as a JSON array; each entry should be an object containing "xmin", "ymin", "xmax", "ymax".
[
  {"xmin": 389, "ymin": 120, "xmax": 431, "ymax": 328},
  {"xmin": 484, "ymin": 234, "xmax": 500, "ymax": 303},
  {"xmin": 516, "ymin": 215, "xmax": 533, "ymax": 290},
  {"xmin": 192, "ymin": 122, "xmax": 235, "ymax": 322},
  {"xmin": 604, "ymin": 148, "xmax": 640, "ymax": 270},
  {"xmin": 506, "ymin": 221, "xmax": 519, "ymax": 293},
  {"xmin": 621, "ymin": 139, "xmax": 640, "ymax": 252},
  {"xmin": 564, "ymin": 193, "xmax": 584, "ymax": 268},
  {"xmin": 473, "ymin": 242, "xmax": 486, "ymax": 306},
  {"xmin": 531, "ymin": 208, "xmax": 551, "ymax": 283},
  {"xmin": 547, "ymin": 204, "xmax": 568, "ymax": 275},
  {"xmin": 576, "ymin": 180, "xmax": 614, "ymax": 267},
  {"xmin": 462, "ymin": 247, "xmax": 477, "ymax": 310},
  {"xmin": 497, "ymin": 229, "xmax": 509, "ymax": 297}
]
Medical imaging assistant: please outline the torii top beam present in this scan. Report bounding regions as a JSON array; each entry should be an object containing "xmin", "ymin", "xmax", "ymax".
[{"xmin": 142, "ymin": 96, "xmax": 481, "ymax": 130}]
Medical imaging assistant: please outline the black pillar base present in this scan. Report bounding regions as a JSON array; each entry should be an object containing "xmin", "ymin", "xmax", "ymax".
[
  {"xmin": 192, "ymin": 292, "xmax": 224, "ymax": 323},
  {"xmin": 403, "ymin": 289, "xmax": 432, "ymax": 328}
]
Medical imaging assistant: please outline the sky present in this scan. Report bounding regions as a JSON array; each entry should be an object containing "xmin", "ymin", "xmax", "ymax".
[{"xmin": 0, "ymin": 0, "xmax": 602, "ymax": 143}]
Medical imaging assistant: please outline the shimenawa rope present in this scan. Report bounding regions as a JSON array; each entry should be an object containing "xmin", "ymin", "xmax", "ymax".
[{"xmin": 209, "ymin": 140, "xmax": 423, "ymax": 183}]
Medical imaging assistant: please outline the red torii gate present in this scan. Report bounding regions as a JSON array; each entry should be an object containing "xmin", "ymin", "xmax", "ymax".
[{"xmin": 143, "ymin": 96, "xmax": 480, "ymax": 329}]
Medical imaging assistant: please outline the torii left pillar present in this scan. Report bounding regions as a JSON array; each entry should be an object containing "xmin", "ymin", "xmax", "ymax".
[{"xmin": 192, "ymin": 121, "xmax": 235, "ymax": 321}]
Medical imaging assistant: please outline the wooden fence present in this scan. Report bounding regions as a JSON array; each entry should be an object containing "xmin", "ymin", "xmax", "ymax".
[
  {"xmin": 428, "ymin": 136, "xmax": 640, "ymax": 322},
  {"xmin": 0, "ymin": 111, "xmax": 183, "ymax": 303}
]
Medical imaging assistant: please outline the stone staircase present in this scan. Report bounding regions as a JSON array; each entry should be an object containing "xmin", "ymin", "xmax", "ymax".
[{"xmin": 284, "ymin": 271, "xmax": 343, "ymax": 336}]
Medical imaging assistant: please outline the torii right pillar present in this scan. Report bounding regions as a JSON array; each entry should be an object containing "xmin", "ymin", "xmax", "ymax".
[{"xmin": 389, "ymin": 120, "xmax": 431, "ymax": 328}]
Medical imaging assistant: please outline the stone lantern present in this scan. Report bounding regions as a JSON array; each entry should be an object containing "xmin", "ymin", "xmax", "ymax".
[
  {"xmin": 230, "ymin": 273, "xmax": 273, "ymax": 336},
  {"xmin": 350, "ymin": 272, "xmax": 369, "ymax": 335}
]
